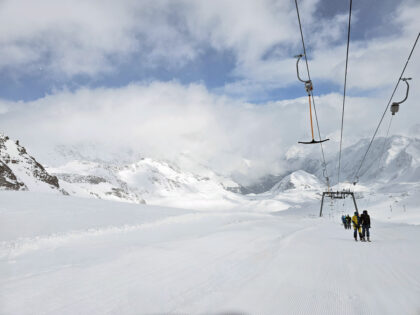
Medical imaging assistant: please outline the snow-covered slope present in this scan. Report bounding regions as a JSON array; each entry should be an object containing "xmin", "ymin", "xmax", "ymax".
[
  {"xmin": 0, "ymin": 134, "xmax": 64, "ymax": 194},
  {"xmin": 117, "ymin": 158, "xmax": 242, "ymax": 207},
  {"xmin": 1, "ymin": 191, "xmax": 420, "ymax": 314},
  {"xmin": 270, "ymin": 170, "xmax": 322, "ymax": 192},
  {"xmin": 48, "ymin": 157, "xmax": 243, "ymax": 209},
  {"xmin": 284, "ymin": 135, "xmax": 420, "ymax": 188},
  {"xmin": 330, "ymin": 135, "xmax": 420, "ymax": 185},
  {"xmin": 1, "ymin": 132, "xmax": 420, "ymax": 314},
  {"xmin": 48, "ymin": 160, "xmax": 145, "ymax": 204}
]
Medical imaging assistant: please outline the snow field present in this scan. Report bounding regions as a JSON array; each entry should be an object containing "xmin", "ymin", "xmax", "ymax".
[{"xmin": 1, "ymin": 191, "xmax": 420, "ymax": 314}]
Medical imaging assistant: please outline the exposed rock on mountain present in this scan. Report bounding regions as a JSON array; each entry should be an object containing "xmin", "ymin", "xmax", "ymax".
[
  {"xmin": 47, "ymin": 157, "xmax": 241, "ymax": 208},
  {"xmin": 51, "ymin": 161, "xmax": 145, "ymax": 204},
  {"xmin": 0, "ymin": 134, "xmax": 64, "ymax": 193},
  {"xmin": 0, "ymin": 160, "xmax": 26, "ymax": 190}
]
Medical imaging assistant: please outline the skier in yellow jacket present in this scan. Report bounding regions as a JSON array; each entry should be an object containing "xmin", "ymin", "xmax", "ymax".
[{"xmin": 352, "ymin": 211, "xmax": 363, "ymax": 241}]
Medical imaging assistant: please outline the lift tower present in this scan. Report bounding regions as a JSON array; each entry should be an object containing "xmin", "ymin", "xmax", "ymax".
[{"xmin": 319, "ymin": 190, "xmax": 359, "ymax": 217}]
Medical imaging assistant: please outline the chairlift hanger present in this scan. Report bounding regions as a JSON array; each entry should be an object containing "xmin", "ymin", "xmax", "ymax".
[
  {"xmin": 390, "ymin": 78, "xmax": 412, "ymax": 115},
  {"xmin": 295, "ymin": 54, "xmax": 330, "ymax": 145},
  {"xmin": 322, "ymin": 168, "xmax": 330, "ymax": 192},
  {"xmin": 353, "ymin": 176, "xmax": 359, "ymax": 186},
  {"xmin": 294, "ymin": 54, "xmax": 312, "ymax": 91}
]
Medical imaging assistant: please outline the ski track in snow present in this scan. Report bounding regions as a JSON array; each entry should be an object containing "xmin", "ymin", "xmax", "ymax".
[
  {"xmin": 0, "ymin": 212, "xmax": 218, "ymax": 258},
  {"xmin": 1, "ymin": 193, "xmax": 420, "ymax": 314}
]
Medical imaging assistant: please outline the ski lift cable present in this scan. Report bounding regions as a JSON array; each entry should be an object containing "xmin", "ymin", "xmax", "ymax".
[
  {"xmin": 310, "ymin": 91, "xmax": 331, "ymax": 179},
  {"xmin": 352, "ymin": 32, "xmax": 420, "ymax": 183},
  {"xmin": 353, "ymin": 78, "xmax": 410, "ymax": 185},
  {"xmin": 356, "ymin": 115, "xmax": 393, "ymax": 181},
  {"xmin": 378, "ymin": 115, "xmax": 393, "ymax": 168},
  {"xmin": 294, "ymin": 0, "xmax": 330, "ymax": 187},
  {"xmin": 337, "ymin": 0, "xmax": 353, "ymax": 187}
]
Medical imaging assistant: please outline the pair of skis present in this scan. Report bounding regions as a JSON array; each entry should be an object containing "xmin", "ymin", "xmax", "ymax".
[{"xmin": 355, "ymin": 238, "xmax": 371, "ymax": 242}]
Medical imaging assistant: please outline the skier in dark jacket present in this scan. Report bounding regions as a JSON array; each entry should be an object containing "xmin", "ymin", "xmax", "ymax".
[
  {"xmin": 341, "ymin": 215, "xmax": 347, "ymax": 229},
  {"xmin": 360, "ymin": 210, "xmax": 371, "ymax": 242},
  {"xmin": 346, "ymin": 215, "xmax": 351, "ymax": 230}
]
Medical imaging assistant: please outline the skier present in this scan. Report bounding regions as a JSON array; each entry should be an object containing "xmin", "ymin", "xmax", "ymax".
[
  {"xmin": 360, "ymin": 210, "xmax": 371, "ymax": 242},
  {"xmin": 341, "ymin": 215, "xmax": 347, "ymax": 229},
  {"xmin": 351, "ymin": 211, "xmax": 363, "ymax": 241},
  {"xmin": 346, "ymin": 215, "xmax": 351, "ymax": 230}
]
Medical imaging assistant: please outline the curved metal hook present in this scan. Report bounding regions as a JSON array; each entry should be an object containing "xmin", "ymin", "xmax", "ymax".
[
  {"xmin": 395, "ymin": 78, "xmax": 411, "ymax": 105},
  {"xmin": 294, "ymin": 54, "xmax": 309, "ymax": 83},
  {"xmin": 295, "ymin": 54, "xmax": 313, "ymax": 95}
]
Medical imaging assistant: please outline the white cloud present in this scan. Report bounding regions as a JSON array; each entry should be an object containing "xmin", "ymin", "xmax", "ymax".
[
  {"xmin": 0, "ymin": 0, "xmax": 201, "ymax": 76},
  {"xmin": 0, "ymin": 82, "xmax": 288, "ymax": 181},
  {"xmin": 0, "ymin": 0, "xmax": 418, "ymax": 95},
  {"xmin": 0, "ymin": 0, "xmax": 419, "ymax": 184},
  {"xmin": 1, "ymin": 80, "xmax": 418, "ymax": 184},
  {"xmin": 0, "ymin": 0, "xmax": 304, "ymax": 79}
]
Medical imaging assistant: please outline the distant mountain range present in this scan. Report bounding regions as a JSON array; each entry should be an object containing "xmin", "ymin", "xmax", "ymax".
[
  {"xmin": 294, "ymin": 135, "xmax": 420, "ymax": 186},
  {"xmin": 47, "ymin": 158, "xmax": 243, "ymax": 207},
  {"xmin": 1, "ymin": 132, "xmax": 419, "ymax": 208}
]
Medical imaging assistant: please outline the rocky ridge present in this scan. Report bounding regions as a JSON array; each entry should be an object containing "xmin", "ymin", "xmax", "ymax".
[{"xmin": 0, "ymin": 134, "xmax": 64, "ymax": 193}]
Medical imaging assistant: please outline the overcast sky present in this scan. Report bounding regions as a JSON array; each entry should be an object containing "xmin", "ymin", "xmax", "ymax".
[{"xmin": 0, "ymin": 0, "xmax": 419, "ymax": 182}]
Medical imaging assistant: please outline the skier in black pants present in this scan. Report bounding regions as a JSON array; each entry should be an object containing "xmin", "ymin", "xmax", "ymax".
[
  {"xmin": 346, "ymin": 215, "xmax": 351, "ymax": 229},
  {"xmin": 341, "ymin": 215, "xmax": 347, "ymax": 229},
  {"xmin": 360, "ymin": 210, "xmax": 371, "ymax": 242}
]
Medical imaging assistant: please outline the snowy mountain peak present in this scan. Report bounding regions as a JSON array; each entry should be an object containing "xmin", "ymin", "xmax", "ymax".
[
  {"xmin": 283, "ymin": 135, "xmax": 420, "ymax": 187},
  {"xmin": 46, "ymin": 153, "xmax": 243, "ymax": 209},
  {"xmin": 330, "ymin": 135, "xmax": 420, "ymax": 185},
  {"xmin": 271, "ymin": 170, "xmax": 322, "ymax": 193},
  {"xmin": 0, "ymin": 134, "xmax": 64, "ymax": 193}
]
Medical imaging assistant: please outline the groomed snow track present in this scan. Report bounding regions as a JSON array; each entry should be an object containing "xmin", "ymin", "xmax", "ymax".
[{"xmin": 1, "ymin": 192, "xmax": 420, "ymax": 314}]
